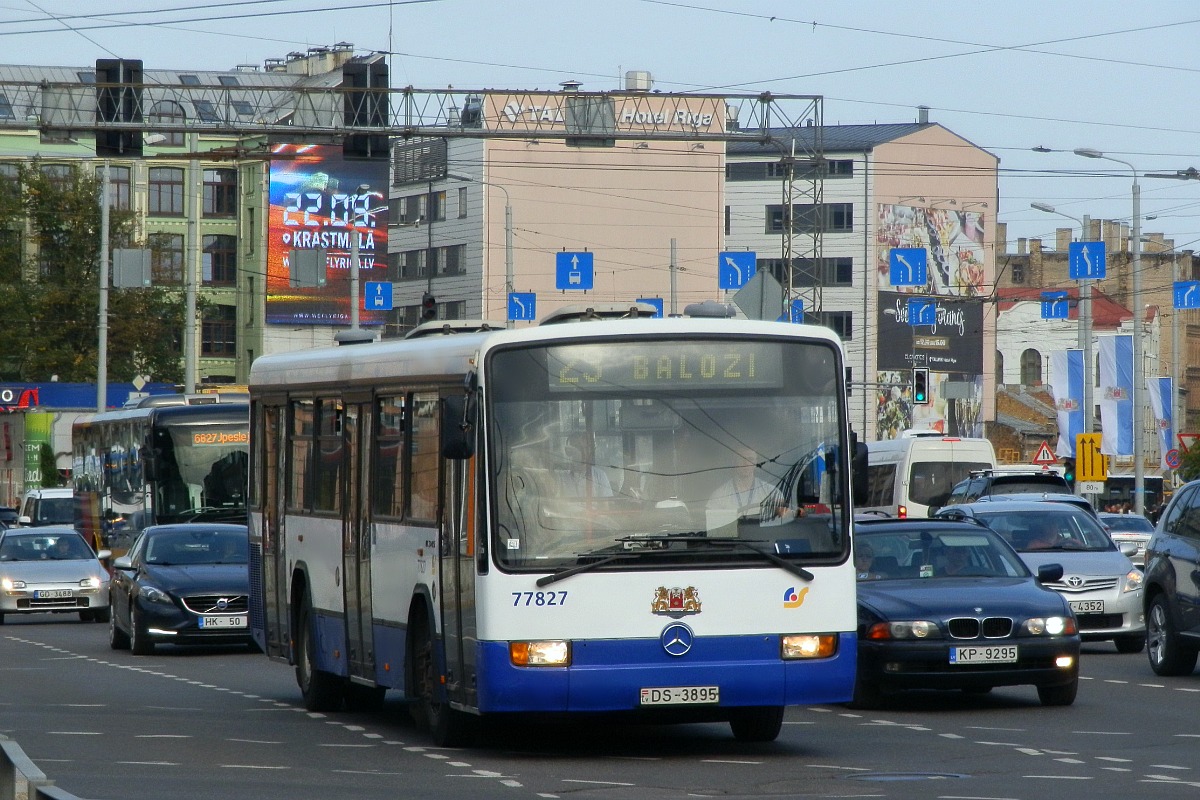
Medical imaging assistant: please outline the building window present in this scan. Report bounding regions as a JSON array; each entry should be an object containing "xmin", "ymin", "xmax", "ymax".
[
  {"xmin": 428, "ymin": 191, "xmax": 446, "ymax": 222},
  {"xmin": 457, "ymin": 187, "xmax": 467, "ymax": 218},
  {"xmin": 39, "ymin": 163, "xmax": 73, "ymax": 190},
  {"xmin": 203, "ymin": 169, "xmax": 236, "ymax": 216},
  {"xmin": 1011, "ymin": 262, "xmax": 1025, "ymax": 284},
  {"xmin": 811, "ymin": 310, "xmax": 853, "ymax": 340},
  {"xmin": 442, "ymin": 244, "xmax": 464, "ymax": 275},
  {"xmin": 996, "ymin": 350, "xmax": 1005, "ymax": 386},
  {"xmin": 442, "ymin": 300, "xmax": 465, "ymax": 319},
  {"xmin": 203, "ymin": 234, "xmax": 237, "ymax": 285},
  {"xmin": 148, "ymin": 167, "xmax": 185, "ymax": 216},
  {"xmin": 193, "ymin": 100, "xmax": 220, "ymax": 123},
  {"xmin": 0, "ymin": 94, "xmax": 15, "ymax": 120},
  {"xmin": 727, "ymin": 159, "xmax": 854, "ymax": 181},
  {"xmin": 95, "ymin": 164, "xmax": 132, "ymax": 210},
  {"xmin": 757, "ymin": 257, "xmax": 853, "ymax": 288},
  {"xmin": 765, "ymin": 203, "xmax": 853, "ymax": 234},
  {"xmin": 147, "ymin": 101, "xmax": 186, "ymax": 146},
  {"xmin": 1020, "ymin": 348, "xmax": 1042, "ymax": 386},
  {"xmin": 724, "ymin": 205, "xmax": 731, "ymax": 235},
  {"xmin": 398, "ymin": 249, "xmax": 426, "ymax": 279},
  {"xmin": 148, "ymin": 233, "xmax": 184, "ymax": 284},
  {"xmin": 201, "ymin": 304, "xmax": 237, "ymax": 356},
  {"xmin": 0, "ymin": 162, "xmax": 18, "ymax": 196}
]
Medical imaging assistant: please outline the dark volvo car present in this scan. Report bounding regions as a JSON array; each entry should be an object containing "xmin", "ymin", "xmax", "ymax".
[
  {"xmin": 851, "ymin": 517, "xmax": 1080, "ymax": 708},
  {"xmin": 109, "ymin": 523, "xmax": 252, "ymax": 655}
]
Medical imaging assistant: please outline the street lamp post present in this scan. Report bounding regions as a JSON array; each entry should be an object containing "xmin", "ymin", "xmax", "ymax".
[
  {"xmin": 1074, "ymin": 148, "xmax": 1145, "ymax": 515},
  {"xmin": 1030, "ymin": 203, "xmax": 1094, "ymax": 451},
  {"xmin": 448, "ymin": 174, "xmax": 513, "ymax": 327},
  {"xmin": 97, "ymin": 160, "xmax": 110, "ymax": 412}
]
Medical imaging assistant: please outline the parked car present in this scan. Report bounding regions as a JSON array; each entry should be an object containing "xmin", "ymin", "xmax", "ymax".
[
  {"xmin": 1098, "ymin": 512, "xmax": 1154, "ymax": 568},
  {"xmin": 851, "ymin": 517, "xmax": 1080, "ymax": 708},
  {"xmin": 0, "ymin": 527, "xmax": 111, "ymax": 623},
  {"xmin": 0, "ymin": 507, "xmax": 18, "ymax": 528},
  {"xmin": 17, "ymin": 487, "xmax": 74, "ymax": 527},
  {"xmin": 943, "ymin": 469, "xmax": 1072, "ymax": 508},
  {"xmin": 108, "ymin": 523, "xmax": 251, "ymax": 655},
  {"xmin": 1143, "ymin": 481, "xmax": 1200, "ymax": 675},
  {"xmin": 935, "ymin": 499, "xmax": 1145, "ymax": 652}
]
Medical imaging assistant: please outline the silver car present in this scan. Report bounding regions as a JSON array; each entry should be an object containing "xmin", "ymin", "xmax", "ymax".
[
  {"xmin": 936, "ymin": 500, "xmax": 1145, "ymax": 653},
  {"xmin": 1098, "ymin": 512, "xmax": 1154, "ymax": 568},
  {"xmin": 0, "ymin": 527, "xmax": 111, "ymax": 623}
]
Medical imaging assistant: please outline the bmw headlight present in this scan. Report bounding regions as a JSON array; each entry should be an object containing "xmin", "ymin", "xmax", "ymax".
[
  {"xmin": 866, "ymin": 620, "xmax": 942, "ymax": 640},
  {"xmin": 140, "ymin": 585, "xmax": 173, "ymax": 605},
  {"xmin": 1123, "ymin": 569, "xmax": 1144, "ymax": 593},
  {"xmin": 1023, "ymin": 616, "xmax": 1077, "ymax": 635}
]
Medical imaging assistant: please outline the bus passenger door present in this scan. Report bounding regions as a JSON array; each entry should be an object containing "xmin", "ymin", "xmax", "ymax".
[
  {"xmin": 343, "ymin": 402, "xmax": 375, "ymax": 683},
  {"xmin": 440, "ymin": 450, "xmax": 478, "ymax": 709},
  {"xmin": 261, "ymin": 404, "xmax": 289, "ymax": 659}
]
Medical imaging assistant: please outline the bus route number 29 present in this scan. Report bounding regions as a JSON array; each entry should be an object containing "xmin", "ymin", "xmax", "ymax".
[{"xmin": 511, "ymin": 591, "xmax": 568, "ymax": 607}]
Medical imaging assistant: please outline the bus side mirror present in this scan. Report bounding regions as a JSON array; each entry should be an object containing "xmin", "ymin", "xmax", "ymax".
[
  {"xmin": 441, "ymin": 395, "xmax": 476, "ymax": 460},
  {"xmin": 851, "ymin": 433, "xmax": 869, "ymax": 506}
]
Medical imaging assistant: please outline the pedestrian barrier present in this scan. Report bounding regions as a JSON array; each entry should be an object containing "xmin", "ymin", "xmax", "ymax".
[{"xmin": 0, "ymin": 736, "xmax": 86, "ymax": 800}]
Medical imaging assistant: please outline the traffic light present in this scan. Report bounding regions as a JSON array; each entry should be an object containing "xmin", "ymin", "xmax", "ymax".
[
  {"xmin": 421, "ymin": 292, "xmax": 437, "ymax": 322},
  {"xmin": 912, "ymin": 368, "xmax": 929, "ymax": 405},
  {"xmin": 1062, "ymin": 457, "xmax": 1076, "ymax": 488}
]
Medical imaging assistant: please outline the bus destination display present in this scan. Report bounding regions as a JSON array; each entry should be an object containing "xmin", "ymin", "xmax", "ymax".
[
  {"xmin": 191, "ymin": 428, "xmax": 250, "ymax": 447},
  {"xmin": 546, "ymin": 341, "xmax": 784, "ymax": 393}
]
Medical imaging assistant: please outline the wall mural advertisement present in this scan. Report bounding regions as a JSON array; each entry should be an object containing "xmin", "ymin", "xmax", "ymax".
[
  {"xmin": 877, "ymin": 203, "xmax": 986, "ymax": 296},
  {"xmin": 876, "ymin": 291, "xmax": 984, "ymax": 440},
  {"xmin": 267, "ymin": 144, "xmax": 388, "ymax": 325}
]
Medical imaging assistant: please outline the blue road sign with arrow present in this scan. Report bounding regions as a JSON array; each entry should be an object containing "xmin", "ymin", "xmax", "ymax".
[
  {"xmin": 907, "ymin": 297, "xmax": 936, "ymax": 327},
  {"xmin": 364, "ymin": 281, "xmax": 392, "ymax": 310},
  {"xmin": 508, "ymin": 292, "xmax": 536, "ymax": 321},
  {"xmin": 636, "ymin": 297, "xmax": 664, "ymax": 317},
  {"xmin": 790, "ymin": 298, "xmax": 805, "ymax": 324},
  {"xmin": 1068, "ymin": 241, "xmax": 1106, "ymax": 280},
  {"xmin": 718, "ymin": 251, "xmax": 756, "ymax": 290},
  {"xmin": 1040, "ymin": 290, "xmax": 1068, "ymax": 319},
  {"xmin": 555, "ymin": 251, "xmax": 594, "ymax": 290},
  {"xmin": 889, "ymin": 248, "xmax": 927, "ymax": 286},
  {"xmin": 1175, "ymin": 281, "xmax": 1200, "ymax": 310}
]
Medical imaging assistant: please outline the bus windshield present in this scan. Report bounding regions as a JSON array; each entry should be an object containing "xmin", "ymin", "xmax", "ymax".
[
  {"xmin": 151, "ymin": 423, "xmax": 249, "ymax": 524},
  {"xmin": 488, "ymin": 336, "xmax": 848, "ymax": 570}
]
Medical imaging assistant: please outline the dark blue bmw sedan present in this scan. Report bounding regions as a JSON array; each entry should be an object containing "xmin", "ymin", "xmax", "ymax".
[
  {"xmin": 852, "ymin": 517, "xmax": 1080, "ymax": 708},
  {"xmin": 108, "ymin": 523, "xmax": 252, "ymax": 655}
]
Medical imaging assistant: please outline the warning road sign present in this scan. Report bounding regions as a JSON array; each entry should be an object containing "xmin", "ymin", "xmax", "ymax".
[{"xmin": 1032, "ymin": 441, "xmax": 1056, "ymax": 465}]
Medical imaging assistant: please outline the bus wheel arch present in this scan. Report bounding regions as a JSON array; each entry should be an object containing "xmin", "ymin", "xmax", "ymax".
[
  {"xmin": 407, "ymin": 594, "xmax": 473, "ymax": 746},
  {"xmin": 293, "ymin": 569, "xmax": 345, "ymax": 712}
]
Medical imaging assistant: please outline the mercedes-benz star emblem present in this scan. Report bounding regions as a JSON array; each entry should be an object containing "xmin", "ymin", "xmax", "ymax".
[{"xmin": 661, "ymin": 622, "xmax": 694, "ymax": 657}]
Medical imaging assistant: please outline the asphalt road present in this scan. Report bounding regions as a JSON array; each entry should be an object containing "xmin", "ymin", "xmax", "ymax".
[{"xmin": 3, "ymin": 612, "xmax": 1199, "ymax": 799}]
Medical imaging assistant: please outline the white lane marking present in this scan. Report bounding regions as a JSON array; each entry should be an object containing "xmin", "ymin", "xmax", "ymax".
[
  {"xmin": 1150, "ymin": 764, "xmax": 1191, "ymax": 770},
  {"xmin": 318, "ymin": 744, "xmax": 375, "ymax": 748},
  {"xmin": 1139, "ymin": 683, "xmax": 1165, "ymax": 688},
  {"xmin": 1101, "ymin": 767, "xmax": 1133, "ymax": 772},
  {"xmin": 48, "ymin": 731, "xmax": 102, "ymax": 736},
  {"xmin": 977, "ymin": 741, "xmax": 1024, "ymax": 748},
  {"xmin": 1102, "ymin": 679, "xmax": 1128, "ymax": 684},
  {"xmin": 117, "ymin": 761, "xmax": 179, "ymax": 766},
  {"xmin": 1022, "ymin": 775, "xmax": 1092, "ymax": 780},
  {"xmin": 220, "ymin": 764, "xmax": 290, "ymax": 770},
  {"xmin": 965, "ymin": 726, "xmax": 1025, "ymax": 731},
  {"xmin": 447, "ymin": 762, "xmax": 472, "ymax": 767},
  {"xmin": 1095, "ymin": 757, "xmax": 1133, "ymax": 762},
  {"xmin": 135, "ymin": 734, "xmax": 191, "ymax": 739},
  {"xmin": 701, "ymin": 759, "xmax": 763, "ymax": 765},
  {"xmin": 1055, "ymin": 758, "xmax": 1085, "ymax": 764},
  {"xmin": 940, "ymin": 733, "xmax": 966, "ymax": 739},
  {"xmin": 1070, "ymin": 731, "xmax": 1129, "ymax": 735},
  {"xmin": 782, "ymin": 720, "xmax": 816, "ymax": 725},
  {"xmin": 501, "ymin": 780, "xmax": 523, "ymax": 787},
  {"xmin": 228, "ymin": 739, "xmax": 281, "ymax": 745},
  {"xmin": 332, "ymin": 770, "xmax": 405, "ymax": 776},
  {"xmin": 424, "ymin": 753, "xmax": 450, "ymax": 760}
]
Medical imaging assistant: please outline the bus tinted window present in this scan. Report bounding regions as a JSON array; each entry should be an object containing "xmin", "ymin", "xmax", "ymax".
[
  {"xmin": 372, "ymin": 395, "xmax": 407, "ymax": 518},
  {"xmin": 409, "ymin": 393, "xmax": 439, "ymax": 523},
  {"xmin": 289, "ymin": 400, "xmax": 313, "ymax": 511}
]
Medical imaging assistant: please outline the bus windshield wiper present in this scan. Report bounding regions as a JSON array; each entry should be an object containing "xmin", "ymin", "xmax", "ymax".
[
  {"xmin": 631, "ymin": 534, "xmax": 817, "ymax": 583},
  {"xmin": 536, "ymin": 553, "xmax": 637, "ymax": 587}
]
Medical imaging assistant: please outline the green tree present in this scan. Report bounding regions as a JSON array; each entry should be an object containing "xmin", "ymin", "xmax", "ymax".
[
  {"xmin": 0, "ymin": 161, "xmax": 188, "ymax": 384},
  {"xmin": 1178, "ymin": 446, "xmax": 1200, "ymax": 483},
  {"xmin": 37, "ymin": 442, "xmax": 62, "ymax": 488}
]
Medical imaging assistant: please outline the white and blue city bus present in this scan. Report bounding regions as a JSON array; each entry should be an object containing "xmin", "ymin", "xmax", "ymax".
[{"xmin": 248, "ymin": 309, "xmax": 864, "ymax": 744}]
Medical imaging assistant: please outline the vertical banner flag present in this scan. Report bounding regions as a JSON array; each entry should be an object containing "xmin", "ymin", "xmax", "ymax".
[
  {"xmin": 1050, "ymin": 350, "xmax": 1084, "ymax": 457},
  {"xmin": 1146, "ymin": 376, "xmax": 1174, "ymax": 470},
  {"xmin": 1098, "ymin": 335, "xmax": 1134, "ymax": 456}
]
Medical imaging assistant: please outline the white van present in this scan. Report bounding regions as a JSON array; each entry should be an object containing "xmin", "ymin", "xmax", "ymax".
[
  {"xmin": 18, "ymin": 487, "xmax": 74, "ymax": 527},
  {"xmin": 862, "ymin": 431, "xmax": 997, "ymax": 518}
]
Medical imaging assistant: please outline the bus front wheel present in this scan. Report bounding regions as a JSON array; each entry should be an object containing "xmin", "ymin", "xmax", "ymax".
[
  {"xmin": 729, "ymin": 706, "xmax": 784, "ymax": 742},
  {"xmin": 411, "ymin": 618, "xmax": 472, "ymax": 747},
  {"xmin": 296, "ymin": 601, "xmax": 344, "ymax": 712}
]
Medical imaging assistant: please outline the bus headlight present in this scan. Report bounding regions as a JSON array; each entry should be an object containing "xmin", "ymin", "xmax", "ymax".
[
  {"xmin": 510, "ymin": 640, "xmax": 571, "ymax": 667},
  {"xmin": 781, "ymin": 634, "xmax": 838, "ymax": 659}
]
